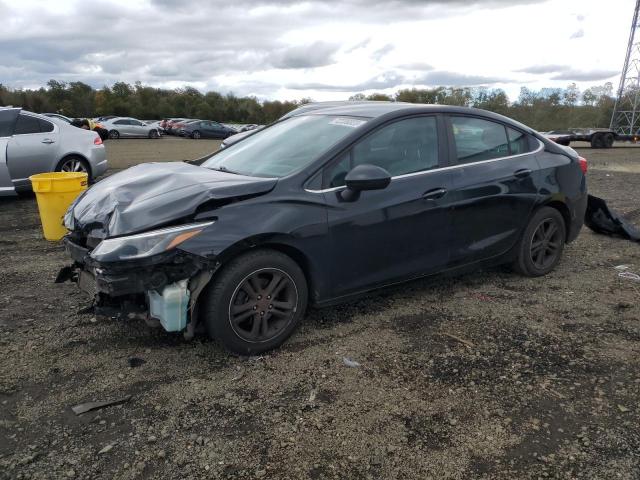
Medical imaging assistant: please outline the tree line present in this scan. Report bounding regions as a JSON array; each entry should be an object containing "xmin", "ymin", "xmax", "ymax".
[{"xmin": 0, "ymin": 80, "xmax": 616, "ymax": 132}]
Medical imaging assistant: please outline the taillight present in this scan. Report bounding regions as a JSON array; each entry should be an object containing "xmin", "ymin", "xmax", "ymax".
[
  {"xmin": 94, "ymin": 136, "xmax": 103, "ymax": 145},
  {"xmin": 578, "ymin": 156, "xmax": 587, "ymax": 174}
]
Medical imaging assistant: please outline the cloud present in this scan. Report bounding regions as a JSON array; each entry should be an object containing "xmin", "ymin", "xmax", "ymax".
[
  {"xmin": 371, "ymin": 44, "xmax": 395, "ymax": 61},
  {"xmin": 515, "ymin": 64, "xmax": 568, "ymax": 74},
  {"xmin": 0, "ymin": 0, "xmax": 619, "ymax": 100},
  {"xmin": 267, "ymin": 42, "xmax": 339, "ymax": 69},
  {"xmin": 551, "ymin": 69, "xmax": 619, "ymax": 81},
  {"xmin": 288, "ymin": 69, "xmax": 506, "ymax": 91},
  {"xmin": 570, "ymin": 28, "xmax": 584, "ymax": 39},
  {"xmin": 397, "ymin": 62, "xmax": 434, "ymax": 71}
]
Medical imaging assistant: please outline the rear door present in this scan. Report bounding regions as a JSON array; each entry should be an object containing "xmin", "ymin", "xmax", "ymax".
[
  {"xmin": 445, "ymin": 115, "xmax": 541, "ymax": 266},
  {"xmin": 6, "ymin": 113, "xmax": 60, "ymax": 188},
  {"xmin": 0, "ymin": 108, "xmax": 20, "ymax": 196}
]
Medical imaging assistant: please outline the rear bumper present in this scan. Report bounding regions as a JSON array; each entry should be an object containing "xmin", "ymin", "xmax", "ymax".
[
  {"xmin": 88, "ymin": 147, "xmax": 108, "ymax": 178},
  {"xmin": 567, "ymin": 191, "xmax": 588, "ymax": 243}
]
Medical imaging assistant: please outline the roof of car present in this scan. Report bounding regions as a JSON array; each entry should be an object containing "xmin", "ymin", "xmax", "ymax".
[{"xmin": 294, "ymin": 102, "xmax": 536, "ymax": 133}]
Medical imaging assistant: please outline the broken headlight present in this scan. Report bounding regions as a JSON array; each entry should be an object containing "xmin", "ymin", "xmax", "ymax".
[{"xmin": 90, "ymin": 221, "xmax": 214, "ymax": 262}]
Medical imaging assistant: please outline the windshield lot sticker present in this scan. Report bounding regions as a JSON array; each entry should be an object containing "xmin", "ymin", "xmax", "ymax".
[{"xmin": 330, "ymin": 117, "xmax": 366, "ymax": 128}]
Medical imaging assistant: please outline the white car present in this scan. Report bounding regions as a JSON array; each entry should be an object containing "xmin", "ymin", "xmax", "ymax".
[{"xmin": 101, "ymin": 117, "xmax": 161, "ymax": 139}]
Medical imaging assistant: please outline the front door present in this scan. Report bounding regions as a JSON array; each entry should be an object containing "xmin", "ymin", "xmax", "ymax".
[
  {"xmin": 320, "ymin": 115, "xmax": 454, "ymax": 298},
  {"xmin": 445, "ymin": 115, "xmax": 541, "ymax": 265}
]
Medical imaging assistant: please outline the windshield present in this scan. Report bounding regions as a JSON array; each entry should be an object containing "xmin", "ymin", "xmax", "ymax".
[{"xmin": 202, "ymin": 115, "xmax": 368, "ymax": 178}]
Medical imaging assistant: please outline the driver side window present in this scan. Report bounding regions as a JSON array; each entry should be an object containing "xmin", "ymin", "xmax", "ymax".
[{"xmin": 324, "ymin": 116, "xmax": 439, "ymax": 188}]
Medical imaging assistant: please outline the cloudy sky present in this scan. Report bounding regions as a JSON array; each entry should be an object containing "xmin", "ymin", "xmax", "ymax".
[{"xmin": 0, "ymin": 0, "xmax": 631, "ymax": 101}]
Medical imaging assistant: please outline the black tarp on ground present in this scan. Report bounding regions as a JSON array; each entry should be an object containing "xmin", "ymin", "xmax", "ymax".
[{"xmin": 585, "ymin": 194, "xmax": 640, "ymax": 242}]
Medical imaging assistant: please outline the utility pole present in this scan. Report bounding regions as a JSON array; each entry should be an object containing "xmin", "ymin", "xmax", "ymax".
[{"xmin": 611, "ymin": 0, "xmax": 640, "ymax": 135}]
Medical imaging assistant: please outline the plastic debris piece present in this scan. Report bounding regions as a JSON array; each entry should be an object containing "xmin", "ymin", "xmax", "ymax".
[
  {"xmin": 619, "ymin": 271, "xmax": 640, "ymax": 282},
  {"xmin": 343, "ymin": 357, "xmax": 361, "ymax": 368},
  {"xmin": 585, "ymin": 195, "xmax": 640, "ymax": 242},
  {"xmin": 98, "ymin": 444, "xmax": 114, "ymax": 454},
  {"xmin": 614, "ymin": 265, "xmax": 631, "ymax": 271},
  {"xmin": 71, "ymin": 395, "xmax": 132, "ymax": 415},
  {"xmin": 440, "ymin": 332, "xmax": 474, "ymax": 349}
]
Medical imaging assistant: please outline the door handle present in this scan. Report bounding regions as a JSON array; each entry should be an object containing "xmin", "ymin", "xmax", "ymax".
[
  {"xmin": 514, "ymin": 168, "xmax": 531, "ymax": 178},
  {"xmin": 41, "ymin": 139, "xmax": 55, "ymax": 144},
  {"xmin": 422, "ymin": 188, "xmax": 447, "ymax": 200}
]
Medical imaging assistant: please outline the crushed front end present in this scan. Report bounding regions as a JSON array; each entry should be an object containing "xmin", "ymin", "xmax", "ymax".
[{"xmin": 57, "ymin": 220, "xmax": 217, "ymax": 338}]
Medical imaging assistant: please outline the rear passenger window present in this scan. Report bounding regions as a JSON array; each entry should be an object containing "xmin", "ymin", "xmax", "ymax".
[
  {"xmin": 14, "ymin": 114, "xmax": 42, "ymax": 135},
  {"xmin": 324, "ymin": 116, "xmax": 439, "ymax": 187},
  {"xmin": 39, "ymin": 119, "xmax": 54, "ymax": 133},
  {"xmin": 507, "ymin": 127, "xmax": 530, "ymax": 155},
  {"xmin": 451, "ymin": 116, "xmax": 509, "ymax": 163}
]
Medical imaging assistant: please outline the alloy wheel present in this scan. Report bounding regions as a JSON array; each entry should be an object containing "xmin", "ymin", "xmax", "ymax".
[
  {"xmin": 59, "ymin": 158, "xmax": 87, "ymax": 173},
  {"xmin": 529, "ymin": 218, "xmax": 562, "ymax": 270},
  {"xmin": 193, "ymin": 131, "xmax": 201, "ymax": 139},
  {"xmin": 228, "ymin": 268, "xmax": 298, "ymax": 343}
]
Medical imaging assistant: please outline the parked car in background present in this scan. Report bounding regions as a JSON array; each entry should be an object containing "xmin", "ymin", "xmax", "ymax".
[
  {"xmin": 61, "ymin": 103, "xmax": 587, "ymax": 354},
  {"xmin": 144, "ymin": 120, "xmax": 165, "ymax": 135},
  {"xmin": 170, "ymin": 119, "xmax": 197, "ymax": 134},
  {"xmin": 238, "ymin": 124, "xmax": 259, "ymax": 132},
  {"xmin": 180, "ymin": 120, "xmax": 236, "ymax": 139},
  {"xmin": 0, "ymin": 107, "xmax": 107, "ymax": 195},
  {"xmin": 101, "ymin": 117, "xmax": 161, "ymax": 139},
  {"xmin": 165, "ymin": 118, "xmax": 191, "ymax": 135}
]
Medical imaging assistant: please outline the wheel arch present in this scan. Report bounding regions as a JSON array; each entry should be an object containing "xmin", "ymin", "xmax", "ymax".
[
  {"xmin": 208, "ymin": 235, "xmax": 322, "ymax": 305},
  {"xmin": 55, "ymin": 153, "xmax": 93, "ymax": 178},
  {"xmin": 539, "ymin": 199, "xmax": 571, "ymax": 241}
]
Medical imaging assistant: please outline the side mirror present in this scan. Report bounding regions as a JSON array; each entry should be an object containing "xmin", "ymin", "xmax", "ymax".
[{"xmin": 341, "ymin": 164, "xmax": 391, "ymax": 201}]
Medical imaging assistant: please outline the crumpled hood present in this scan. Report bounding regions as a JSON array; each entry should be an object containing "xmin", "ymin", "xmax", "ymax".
[{"xmin": 69, "ymin": 162, "xmax": 277, "ymax": 237}]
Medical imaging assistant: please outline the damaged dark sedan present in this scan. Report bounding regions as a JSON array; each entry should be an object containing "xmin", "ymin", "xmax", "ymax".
[{"xmin": 59, "ymin": 103, "xmax": 588, "ymax": 354}]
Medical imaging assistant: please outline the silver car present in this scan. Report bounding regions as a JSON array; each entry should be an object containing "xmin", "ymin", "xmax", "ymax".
[
  {"xmin": 101, "ymin": 117, "xmax": 161, "ymax": 139},
  {"xmin": 0, "ymin": 108, "xmax": 108, "ymax": 196}
]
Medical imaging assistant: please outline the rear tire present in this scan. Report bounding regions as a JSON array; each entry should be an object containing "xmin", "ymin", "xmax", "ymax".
[
  {"xmin": 108, "ymin": 130, "xmax": 120, "ymax": 139},
  {"xmin": 603, "ymin": 133, "xmax": 614, "ymax": 148},
  {"xmin": 148, "ymin": 129, "xmax": 160, "ymax": 139},
  {"xmin": 191, "ymin": 130, "xmax": 201, "ymax": 139},
  {"xmin": 202, "ymin": 249, "xmax": 308, "ymax": 355},
  {"xmin": 513, "ymin": 207, "xmax": 566, "ymax": 277},
  {"xmin": 590, "ymin": 133, "xmax": 603, "ymax": 148},
  {"xmin": 56, "ymin": 156, "xmax": 92, "ymax": 182}
]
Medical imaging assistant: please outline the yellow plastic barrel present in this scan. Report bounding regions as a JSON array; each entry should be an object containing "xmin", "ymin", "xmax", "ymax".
[{"xmin": 29, "ymin": 172, "xmax": 88, "ymax": 241}]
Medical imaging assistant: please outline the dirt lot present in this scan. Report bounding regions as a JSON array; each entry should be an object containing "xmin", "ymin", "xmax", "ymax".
[{"xmin": 1, "ymin": 140, "xmax": 640, "ymax": 479}]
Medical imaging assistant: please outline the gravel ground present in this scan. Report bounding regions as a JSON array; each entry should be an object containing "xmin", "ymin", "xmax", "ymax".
[{"xmin": 1, "ymin": 143, "xmax": 639, "ymax": 480}]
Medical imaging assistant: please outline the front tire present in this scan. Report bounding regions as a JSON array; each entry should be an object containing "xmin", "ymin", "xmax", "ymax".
[
  {"xmin": 148, "ymin": 129, "xmax": 160, "ymax": 139},
  {"xmin": 513, "ymin": 207, "xmax": 566, "ymax": 277},
  {"xmin": 191, "ymin": 130, "xmax": 201, "ymax": 139},
  {"xmin": 202, "ymin": 249, "xmax": 308, "ymax": 355},
  {"xmin": 108, "ymin": 130, "xmax": 120, "ymax": 139}
]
